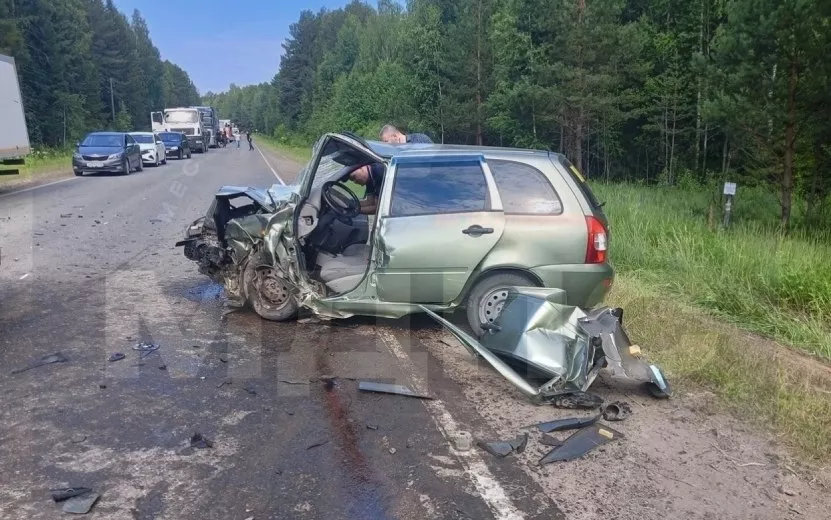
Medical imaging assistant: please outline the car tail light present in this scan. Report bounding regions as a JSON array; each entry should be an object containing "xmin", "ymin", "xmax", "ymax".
[{"xmin": 585, "ymin": 216, "xmax": 608, "ymax": 264}]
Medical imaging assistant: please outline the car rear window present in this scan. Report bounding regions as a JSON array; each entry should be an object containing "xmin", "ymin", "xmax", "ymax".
[
  {"xmin": 488, "ymin": 159, "xmax": 563, "ymax": 215},
  {"xmin": 390, "ymin": 160, "xmax": 488, "ymax": 217},
  {"xmin": 557, "ymin": 155, "xmax": 603, "ymax": 210}
]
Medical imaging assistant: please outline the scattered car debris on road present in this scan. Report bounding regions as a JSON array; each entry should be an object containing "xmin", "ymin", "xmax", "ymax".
[
  {"xmin": 550, "ymin": 391, "xmax": 604, "ymax": 409},
  {"xmin": 107, "ymin": 352, "xmax": 125, "ymax": 362},
  {"xmin": 62, "ymin": 492, "xmax": 100, "ymax": 514},
  {"xmin": 132, "ymin": 342, "xmax": 160, "ymax": 359},
  {"xmin": 244, "ymin": 384, "xmax": 258, "ymax": 395},
  {"xmin": 532, "ymin": 415, "xmax": 600, "ymax": 433},
  {"xmin": 539, "ymin": 424, "xmax": 623, "ymax": 464},
  {"xmin": 477, "ymin": 433, "xmax": 528, "ymax": 458},
  {"xmin": 453, "ymin": 431, "xmax": 473, "ymax": 452},
  {"xmin": 539, "ymin": 434, "xmax": 563, "ymax": 447},
  {"xmin": 71, "ymin": 434, "xmax": 87, "ymax": 444},
  {"xmin": 306, "ymin": 439, "xmax": 330, "ymax": 450},
  {"xmin": 602, "ymin": 401, "xmax": 632, "ymax": 421},
  {"xmin": 420, "ymin": 287, "xmax": 671, "ymax": 402},
  {"xmin": 190, "ymin": 433, "xmax": 213, "ymax": 449},
  {"xmin": 51, "ymin": 487, "xmax": 92, "ymax": 502},
  {"xmin": 366, "ymin": 424, "xmax": 379, "ymax": 430},
  {"xmin": 10, "ymin": 351, "xmax": 69, "ymax": 375},
  {"xmin": 358, "ymin": 381, "xmax": 434, "ymax": 400}
]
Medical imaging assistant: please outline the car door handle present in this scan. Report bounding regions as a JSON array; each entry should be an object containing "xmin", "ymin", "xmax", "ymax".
[{"xmin": 462, "ymin": 225, "xmax": 494, "ymax": 237}]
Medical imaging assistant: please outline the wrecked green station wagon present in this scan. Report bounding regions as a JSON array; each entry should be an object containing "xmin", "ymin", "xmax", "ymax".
[{"xmin": 176, "ymin": 133, "xmax": 614, "ymax": 334}]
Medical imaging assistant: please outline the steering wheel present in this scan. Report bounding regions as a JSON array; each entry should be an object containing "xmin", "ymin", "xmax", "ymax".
[{"xmin": 321, "ymin": 181, "xmax": 360, "ymax": 220}]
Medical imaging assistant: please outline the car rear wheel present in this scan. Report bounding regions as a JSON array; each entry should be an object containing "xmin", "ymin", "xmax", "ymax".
[{"xmin": 465, "ymin": 272, "xmax": 539, "ymax": 336}]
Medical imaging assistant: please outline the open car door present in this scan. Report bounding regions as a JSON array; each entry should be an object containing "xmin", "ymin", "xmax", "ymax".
[{"xmin": 150, "ymin": 111, "xmax": 164, "ymax": 132}]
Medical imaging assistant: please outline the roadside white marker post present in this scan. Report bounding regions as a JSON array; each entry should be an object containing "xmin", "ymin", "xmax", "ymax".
[{"xmin": 723, "ymin": 182, "xmax": 736, "ymax": 228}]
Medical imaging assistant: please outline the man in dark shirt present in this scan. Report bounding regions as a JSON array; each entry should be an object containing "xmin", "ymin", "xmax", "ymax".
[
  {"xmin": 349, "ymin": 162, "xmax": 385, "ymax": 214},
  {"xmin": 379, "ymin": 124, "xmax": 433, "ymax": 144}
]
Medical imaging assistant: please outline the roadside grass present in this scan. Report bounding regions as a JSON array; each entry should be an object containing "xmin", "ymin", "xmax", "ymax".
[
  {"xmin": 594, "ymin": 183, "xmax": 831, "ymax": 360},
  {"xmin": 254, "ymin": 133, "xmax": 311, "ymax": 164},
  {"xmin": 609, "ymin": 274, "xmax": 831, "ymax": 461},
  {"xmin": 0, "ymin": 148, "xmax": 72, "ymax": 185}
]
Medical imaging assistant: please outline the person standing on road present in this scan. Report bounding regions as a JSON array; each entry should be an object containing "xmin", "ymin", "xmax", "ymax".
[
  {"xmin": 379, "ymin": 124, "xmax": 434, "ymax": 144},
  {"xmin": 246, "ymin": 131, "xmax": 253, "ymax": 151}
]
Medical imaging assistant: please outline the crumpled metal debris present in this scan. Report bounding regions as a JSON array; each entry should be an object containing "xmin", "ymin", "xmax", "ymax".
[
  {"xmin": 51, "ymin": 487, "xmax": 92, "ymax": 502},
  {"xmin": 62, "ymin": 492, "xmax": 100, "ymax": 514},
  {"xmin": 421, "ymin": 287, "xmax": 671, "ymax": 402},
  {"xmin": 539, "ymin": 424, "xmax": 623, "ymax": 464},
  {"xmin": 477, "ymin": 433, "xmax": 528, "ymax": 458}
]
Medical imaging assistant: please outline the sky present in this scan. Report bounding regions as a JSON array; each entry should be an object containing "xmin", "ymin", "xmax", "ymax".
[{"xmin": 113, "ymin": 0, "xmax": 353, "ymax": 95}]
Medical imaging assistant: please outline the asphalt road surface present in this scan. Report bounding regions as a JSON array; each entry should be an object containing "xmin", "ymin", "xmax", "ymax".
[
  {"xmin": 0, "ymin": 142, "xmax": 563, "ymax": 520},
  {"xmin": 5, "ymin": 142, "xmax": 826, "ymax": 520}
]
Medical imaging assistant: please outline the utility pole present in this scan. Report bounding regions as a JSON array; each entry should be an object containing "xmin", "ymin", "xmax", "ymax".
[{"xmin": 110, "ymin": 77, "xmax": 115, "ymax": 123}]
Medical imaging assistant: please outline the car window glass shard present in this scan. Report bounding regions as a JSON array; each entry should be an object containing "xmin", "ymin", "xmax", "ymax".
[
  {"xmin": 390, "ymin": 160, "xmax": 488, "ymax": 217},
  {"xmin": 488, "ymin": 159, "xmax": 563, "ymax": 215}
]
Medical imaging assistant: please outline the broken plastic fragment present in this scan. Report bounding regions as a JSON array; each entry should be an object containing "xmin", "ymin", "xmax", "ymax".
[
  {"xmin": 601, "ymin": 401, "xmax": 632, "ymax": 422},
  {"xmin": 477, "ymin": 433, "xmax": 528, "ymax": 458},
  {"xmin": 108, "ymin": 352, "xmax": 125, "ymax": 362},
  {"xmin": 532, "ymin": 415, "xmax": 600, "ymax": 433},
  {"xmin": 358, "ymin": 381, "xmax": 433, "ymax": 400},
  {"xmin": 10, "ymin": 352, "xmax": 69, "ymax": 374},
  {"xmin": 190, "ymin": 433, "xmax": 213, "ymax": 449},
  {"xmin": 548, "ymin": 391, "xmax": 603, "ymax": 409},
  {"xmin": 51, "ymin": 487, "xmax": 92, "ymax": 502},
  {"xmin": 62, "ymin": 492, "xmax": 100, "ymax": 514},
  {"xmin": 538, "ymin": 424, "xmax": 623, "ymax": 464}
]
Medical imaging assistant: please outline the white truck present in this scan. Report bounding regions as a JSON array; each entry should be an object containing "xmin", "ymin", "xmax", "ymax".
[
  {"xmin": 150, "ymin": 108, "xmax": 209, "ymax": 153},
  {"xmin": 1, "ymin": 54, "xmax": 31, "ymax": 170}
]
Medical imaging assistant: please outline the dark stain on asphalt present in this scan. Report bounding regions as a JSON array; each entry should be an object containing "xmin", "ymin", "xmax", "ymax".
[
  {"xmin": 180, "ymin": 281, "xmax": 224, "ymax": 303},
  {"xmin": 315, "ymin": 345, "xmax": 391, "ymax": 520}
]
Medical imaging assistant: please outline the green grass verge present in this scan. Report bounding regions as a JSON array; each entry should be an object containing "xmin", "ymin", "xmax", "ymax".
[
  {"xmin": 595, "ymin": 183, "xmax": 831, "ymax": 360},
  {"xmin": 0, "ymin": 150, "xmax": 72, "ymax": 185},
  {"xmin": 609, "ymin": 274, "xmax": 831, "ymax": 461}
]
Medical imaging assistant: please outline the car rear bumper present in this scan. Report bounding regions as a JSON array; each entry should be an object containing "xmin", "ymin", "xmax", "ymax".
[{"xmin": 529, "ymin": 263, "xmax": 614, "ymax": 308}]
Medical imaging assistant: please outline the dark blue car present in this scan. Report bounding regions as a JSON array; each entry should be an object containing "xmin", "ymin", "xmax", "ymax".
[{"xmin": 158, "ymin": 132, "xmax": 192, "ymax": 160}]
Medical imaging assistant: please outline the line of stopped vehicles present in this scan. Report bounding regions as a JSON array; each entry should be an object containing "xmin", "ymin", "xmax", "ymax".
[{"xmin": 71, "ymin": 106, "xmax": 240, "ymax": 176}]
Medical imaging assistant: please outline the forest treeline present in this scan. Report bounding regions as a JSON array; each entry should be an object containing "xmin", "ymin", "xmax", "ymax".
[
  {"xmin": 0, "ymin": 0, "xmax": 200, "ymax": 147},
  {"xmin": 203, "ymin": 0, "xmax": 831, "ymax": 228}
]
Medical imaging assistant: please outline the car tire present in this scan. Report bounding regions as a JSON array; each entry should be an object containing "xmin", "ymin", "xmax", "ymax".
[
  {"xmin": 74, "ymin": 170, "xmax": 83, "ymax": 177},
  {"xmin": 123, "ymin": 158, "xmax": 131, "ymax": 175},
  {"xmin": 465, "ymin": 272, "xmax": 539, "ymax": 336},
  {"xmin": 243, "ymin": 259, "xmax": 298, "ymax": 321},
  {"xmin": 136, "ymin": 158, "xmax": 143, "ymax": 172},
  {"xmin": 178, "ymin": 150, "xmax": 183, "ymax": 160},
  {"xmin": 241, "ymin": 254, "xmax": 299, "ymax": 321},
  {"xmin": 162, "ymin": 155, "xmax": 167, "ymax": 165}
]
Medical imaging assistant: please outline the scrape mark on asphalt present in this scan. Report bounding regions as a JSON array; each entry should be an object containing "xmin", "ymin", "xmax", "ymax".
[{"xmin": 376, "ymin": 327, "xmax": 526, "ymax": 520}]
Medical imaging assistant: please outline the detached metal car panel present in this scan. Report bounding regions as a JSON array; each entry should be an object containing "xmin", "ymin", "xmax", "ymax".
[{"xmin": 176, "ymin": 133, "xmax": 614, "ymax": 333}]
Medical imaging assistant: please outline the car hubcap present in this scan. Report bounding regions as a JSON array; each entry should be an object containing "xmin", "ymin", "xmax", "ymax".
[
  {"xmin": 258, "ymin": 269, "xmax": 291, "ymax": 308},
  {"xmin": 479, "ymin": 287, "xmax": 510, "ymax": 325}
]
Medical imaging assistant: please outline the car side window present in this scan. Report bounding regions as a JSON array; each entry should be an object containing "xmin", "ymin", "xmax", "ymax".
[
  {"xmin": 126, "ymin": 135, "xmax": 136, "ymax": 145},
  {"xmin": 488, "ymin": 159, "xmax": 563, "ymax": 215},
  {"xmin": 390, "ymin": 160, "xmax": 489, "ymax": 217}
]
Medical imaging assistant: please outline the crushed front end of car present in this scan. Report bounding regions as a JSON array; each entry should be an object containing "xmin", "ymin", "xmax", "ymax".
[{"xmin": 175, "ymin": 184, "xmax": 320, "ymax": 319}]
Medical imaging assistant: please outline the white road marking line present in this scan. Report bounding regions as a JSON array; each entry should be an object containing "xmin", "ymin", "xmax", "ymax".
[
  {"xmin": 0, "ymin": 176, "xmax": 77, "ymax": 201},
  {"xmin": 255, "ymin": 144, "xmax": 286, "ymax": 185},
  {"xmin": 377, "ymin": 328, "xmax": 525, "ymax": 520},
  {"xmin": 19, "ymin": 273, "xmax": 30, "ymax": 280}
]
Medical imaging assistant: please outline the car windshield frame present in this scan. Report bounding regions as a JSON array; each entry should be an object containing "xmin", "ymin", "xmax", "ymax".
[
  {"xmin": 164, "ymin": 110, "xmax": 199, "ymax": 124},
  {"xmin": 81, "ymin": 134, "xmax": 122, "ymax": 147}
]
